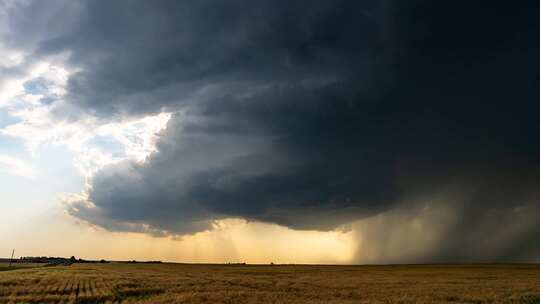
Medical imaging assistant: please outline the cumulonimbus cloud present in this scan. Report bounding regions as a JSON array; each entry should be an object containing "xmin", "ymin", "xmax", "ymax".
[{"xmin": 4, "ymin": 1, "xmax": 540, "ymax": 261}]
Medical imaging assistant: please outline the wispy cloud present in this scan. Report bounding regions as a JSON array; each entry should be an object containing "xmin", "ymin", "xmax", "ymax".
[{"xmin": 0, "ymin": 154, "xmax": 37, "ymax": 179}]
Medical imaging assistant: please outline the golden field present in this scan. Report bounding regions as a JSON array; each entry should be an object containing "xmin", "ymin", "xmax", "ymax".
[{"xmin": 0, "ymin": 263, "xmax": 539, "ymax": 303}]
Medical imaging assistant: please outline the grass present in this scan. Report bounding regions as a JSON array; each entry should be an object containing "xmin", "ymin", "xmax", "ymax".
[{"xmin": 0, "ymin": 263, "xmax": 539, "ymax": 303}]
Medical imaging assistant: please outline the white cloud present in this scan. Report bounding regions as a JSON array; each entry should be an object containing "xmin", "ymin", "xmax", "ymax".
[
  {"xmin": 0, "ymin": 154, "xmax": 36, "ymax": 179},
  {"xmin": 0, "ymin": 57, "xmax": 171, "ymax": 183},
  {"xmin": 95, "ymin": 112, "xmax": 172, "ymax": 163}
]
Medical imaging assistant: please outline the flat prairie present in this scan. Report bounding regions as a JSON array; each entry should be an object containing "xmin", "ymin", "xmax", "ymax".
[{"xmin": 0, "ymin": 263, "xmax": 539, "ymax": 303}]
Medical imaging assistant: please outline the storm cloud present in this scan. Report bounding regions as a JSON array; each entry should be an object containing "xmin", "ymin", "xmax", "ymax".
[{"xmin": 5, "ymin": 1, "xmax": 540, "ymax": 261}]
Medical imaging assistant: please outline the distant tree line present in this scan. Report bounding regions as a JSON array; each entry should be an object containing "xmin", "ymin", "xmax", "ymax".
[
  {"xmin": 19, "ymin": 256, "xmax": 110, "ymax": 264},
  {"xmin": 17, "ymin": 256, "xmax": 162, "ymax": 264},
  {"xmin": 123, "ymin": 260, "xmax": 163, "ymax": 264}
]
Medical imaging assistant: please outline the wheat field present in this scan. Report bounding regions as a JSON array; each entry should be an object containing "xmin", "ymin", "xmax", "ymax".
[{"xmin": 0, "ymin": 263, "xmax": 539, "ymax": 303}]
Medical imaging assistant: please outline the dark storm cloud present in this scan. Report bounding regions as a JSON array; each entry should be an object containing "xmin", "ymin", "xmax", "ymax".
[
  {"xmin": 54, "ymin": 0, "xmax": 401, "ymax": 233},
  {"xmin": 7, "ymin": 0, "xmax": 391, "ymax": 118},
  {"xmin": 7, "ymin": 1, "xmax": 540, "ymax": 260}
]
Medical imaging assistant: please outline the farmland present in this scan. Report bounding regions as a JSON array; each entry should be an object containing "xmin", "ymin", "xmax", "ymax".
[{"xmin": 0, "ymin": 263, "xmax": 539, "ymax": 303}]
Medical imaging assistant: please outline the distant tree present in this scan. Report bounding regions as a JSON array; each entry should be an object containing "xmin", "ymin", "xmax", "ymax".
[{"xmin": 70, "ymin": 256, "xmax": 77, "ymax": 263}]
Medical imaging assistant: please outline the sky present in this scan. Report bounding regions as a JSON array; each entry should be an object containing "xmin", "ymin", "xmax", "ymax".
[{"xmin": 0, "ymin": 1, "xmax": 539, "ymax": 264}]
